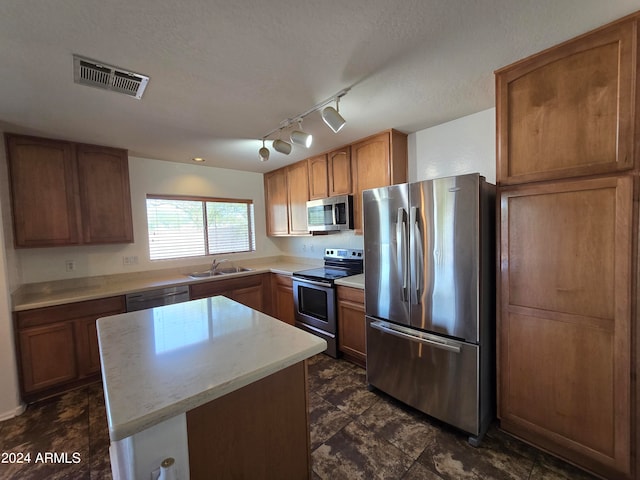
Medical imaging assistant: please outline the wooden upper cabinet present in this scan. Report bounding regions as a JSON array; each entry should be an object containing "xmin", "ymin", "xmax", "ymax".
[
  {"xmin": 308, "ymin": 154, "xmax": 329, "ymax": 200},
  {"xmin": 6, "ymin": 135, "xmax": 81, "ymax": 247},
  {"xmin": 77, "ymin": 144, "xmax": 133, "ymax": 244},
  {"xmin": 5, "ymin": 134, "xmax": 133, "ymax": 247},
  {"xmin": 264, "ymin": 161, "xmax": 309, "ymax": 236},
  {"xmin": 308, "ymin": 148, "xmax": 352, "ymax": 200},
  {"xmin": 496, "ymin": 20, "xmax": 636, "ymax": 184},
  {"xmin": 264, "ymin": 168, "xmax": 289, "ymax": 236},
  {"xmin": 264, "ymin": 129, "xmax": 404, "ymax": 236},
  {"xmin": 286, "ymin": 161, "xmax": 310, "ymax": 235},
  {"xmin": 351, "ymin": 130, "xmax": 407, "ymax": 233},
  {"xmin": 328, "ymin": 146, "xmax": 352, "ymax": 196},
  {"xmin": 499, "ymin": 176, "xmax": 632, "ymax": 478}
]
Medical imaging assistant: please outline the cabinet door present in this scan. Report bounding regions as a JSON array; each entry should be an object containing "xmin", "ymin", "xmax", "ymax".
[
  {"xmin": 6, "ymin": 134, "xmax": 81, "ymax": 247},
  {"xmin": 273, "ymin": 274, "xmax": 295, "ymax": 325},
  {"xmin": 264, "ymin": 169, "xmax": 289, "ymax": 236},
  {"xmin": 19, "ymin": 322, "xmax": 78, "ymax": 394},
  {"xmin": 229, "ymin": 284, "xmax": 264, "ymax": 312},
  {"xmin": 328, "ymin": 147, "xmax": 352, "ymax": 196},
  {"xmin": 75, "ymin": 317, "xmax": 102, "ymax": 378},
  {"xmin": 352, "ymin": 133, "xmax": 391, "ymax": 234},
  {"xmin": 76, "ymin": 144, "xmax": 133, "ymax": 243},
  {"xmin": 15, "ymin": 296, "xmax": 125, "ymax": 400},
  {"xmin": 499, "ymin": 176, "xmax": 632, "ymax": 478},
  {"xmin": 351, "ymin": 130, "xmax": 407, "ymax": 233},
  {"xmin": 308, "ymin": 154, "xmax": 328, "ymax": 200},
  {"xmin": 496, "ymin": 21, "xmax": 635, "ymax": 184},
  {"xmin": 337, "ymin": 286, "xmax": 366, "ymax": 367},
  {"xmin": 189, "ymin": 281, "xmax": 230, "ymax": 300},
  {"xmin": 190, "ymin": 275, "xmax": 267, "ymax": 313},
  {"xmin": 286, "ymin": 161, "xmax": 310, "ymax": 235}
]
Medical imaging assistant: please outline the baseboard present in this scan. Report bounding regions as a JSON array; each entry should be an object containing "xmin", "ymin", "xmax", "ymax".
[{"xmin": 0, "ymin": 403, "xmax": 26, "ymax": 422}]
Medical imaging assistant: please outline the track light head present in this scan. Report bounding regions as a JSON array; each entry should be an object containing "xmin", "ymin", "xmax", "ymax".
[
  {"xmin": 272, "ymin": 139, "xmax": 292, "ymax": 155},
  {"xmin": 322, "ymin": 105, "xmax": 346, "ymax": 133},
  {"xmin": 257, "ymin": 88, "xmax": 350, "ymax": 161},
  {"xmin": 258, "ymin": 140, "xmax": 270, "ymax": 162},
  {"xmin": 290, "ymin": 121, "xmax": 313, "ymax": 148}
]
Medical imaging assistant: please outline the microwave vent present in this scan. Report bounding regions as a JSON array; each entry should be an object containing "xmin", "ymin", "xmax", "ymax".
[{"xmin": 73, "ymin": 55, "xmax": 149, "ymax": 99}]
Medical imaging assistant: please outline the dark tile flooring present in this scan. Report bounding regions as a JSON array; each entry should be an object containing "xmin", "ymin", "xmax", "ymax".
[{"xmin": 0, "ymin": 354, "xmax": 598, "ymax": 480}]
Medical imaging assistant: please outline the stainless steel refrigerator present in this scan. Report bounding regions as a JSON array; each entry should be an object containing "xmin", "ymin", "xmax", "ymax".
[{"xmin": 363, "ymin": 173, "xmax": 495, "ymax": 446}]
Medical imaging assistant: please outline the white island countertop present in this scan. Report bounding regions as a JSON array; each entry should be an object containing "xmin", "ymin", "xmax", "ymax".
[{"xmin": 97, "ymin": 296, "xmax": 326, "ymax": 442}]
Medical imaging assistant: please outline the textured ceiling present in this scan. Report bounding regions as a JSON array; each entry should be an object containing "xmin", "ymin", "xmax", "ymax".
[{"xmin": 0, "ymin": 0, "xmax": 636, "ymax": 173}]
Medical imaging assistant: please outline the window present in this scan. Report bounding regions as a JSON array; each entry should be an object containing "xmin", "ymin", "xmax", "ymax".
[{"xmin": 146, "ymin": 195, "xmax": 255, "ymax": 260}]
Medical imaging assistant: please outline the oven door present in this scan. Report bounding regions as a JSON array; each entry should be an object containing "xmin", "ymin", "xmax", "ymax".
[{"xmin": 292, "ymin": 277, "xmax": 336, "ymax": 333}]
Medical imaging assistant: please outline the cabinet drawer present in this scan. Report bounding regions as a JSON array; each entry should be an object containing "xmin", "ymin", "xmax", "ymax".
[
  {"xmin": 337, "ymin": 285, "xmax": 364, "ymax": 303},
  {"xmin": 16, "ymin": 296, "xmax": 126, "ymax": 328}
]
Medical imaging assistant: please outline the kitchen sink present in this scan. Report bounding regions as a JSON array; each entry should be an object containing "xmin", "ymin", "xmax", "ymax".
[{"xmin": 187, "ymin": 267, "xmax": 253, "ymax": 278}]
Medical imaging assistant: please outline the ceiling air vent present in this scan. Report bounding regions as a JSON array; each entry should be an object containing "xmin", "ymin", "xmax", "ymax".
[{"xmin": 73, "ymin": 55, "xmax": 149, "ymax": 99}]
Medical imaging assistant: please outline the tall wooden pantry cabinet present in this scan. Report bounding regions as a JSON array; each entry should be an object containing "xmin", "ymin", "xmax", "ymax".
[{"xmin": 495, "ymin": 13, "xmax": 638, "ymax": 480}]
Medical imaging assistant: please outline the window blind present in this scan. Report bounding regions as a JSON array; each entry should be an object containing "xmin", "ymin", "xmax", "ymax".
[{"xmin": 146, "ymin": 196, "xmax": 255, "ymax": 261}]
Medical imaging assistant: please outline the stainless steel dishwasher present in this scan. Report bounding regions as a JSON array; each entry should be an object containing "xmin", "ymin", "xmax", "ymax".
[{"xmin": 125, "ymin": 285, "xmax": 190, "ymax": 312}]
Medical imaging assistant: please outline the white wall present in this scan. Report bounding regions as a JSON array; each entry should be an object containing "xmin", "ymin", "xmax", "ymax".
[
  {"xmin": 272, "ymin": 230, "xmax": 364, "ymax": 259},
  {"xmin": 409, "ymin": 108, "xmax": 496, "ymax": 184},
  {"xmin": 0, "ymin": 135, "xmax": 23, "ymax": 420},
  {"xmin": 17, "ymin": 156, "xmax": 282, "ymax": 283}
]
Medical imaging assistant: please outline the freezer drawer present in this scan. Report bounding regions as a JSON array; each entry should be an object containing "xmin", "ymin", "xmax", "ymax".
[{"xmin": 366, "ymin": 317, "xmax": 479, "ymax": 436}]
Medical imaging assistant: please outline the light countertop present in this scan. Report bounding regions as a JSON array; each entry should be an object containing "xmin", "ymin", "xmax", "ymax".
[
  {"xmin": 12, "ymin": 258, "xmax": 319, "ymax": 311},
  {"xmin": 334, "ymin": 273, "xmax": 365, "ymax": 289},
  {"xmin": 97, "ymin": 296, "xmax": 326, "ymax": 441}
]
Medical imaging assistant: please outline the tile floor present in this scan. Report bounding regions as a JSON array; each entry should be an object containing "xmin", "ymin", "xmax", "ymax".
[{"xmin": 0, "ymin": 354, "xmax": 598, "ymax": 479}]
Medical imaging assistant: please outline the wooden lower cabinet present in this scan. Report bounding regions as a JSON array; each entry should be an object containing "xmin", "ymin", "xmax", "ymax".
[
  {"xmin": 337, "ymin": 286, "xmax": 366, "ymax": 367},
  {"xmin": 75, "ymin": 316, "xmax": 102, "ymax": 377},
  {"xmin": 15, "ymin": 296, "xmax": 126, "ymax": 402},
  {"xmin": 186, "ymin": 362, "xmax": 311, "ymax": 479},
  {"xmin": 272, "ymin": 274, "xmax": 295, "ymax": 325},
  {"xmin": 18, "ymin": 322, "xmax": 78, "ymax": 394},
  {"xmin": 499, "ymin": 176, "xmax": 632, "ymax": 479},
  {"xmin": 189, "ymin": 274, "xmax": 270, "ymax": 314}
]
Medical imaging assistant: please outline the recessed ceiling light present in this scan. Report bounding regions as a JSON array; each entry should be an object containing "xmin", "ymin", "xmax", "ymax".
[{"xmin": 192, "ymin": 157, "xmax": 205, "ymax": 163}]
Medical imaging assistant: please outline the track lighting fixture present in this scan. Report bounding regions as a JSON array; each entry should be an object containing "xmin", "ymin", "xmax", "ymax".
[
  {"xmin": 272, "ymin": 139, "xmax": 292, "ymax": 155},
  {"xmin": 289, "ymin": 121, "xmax": 313, "ymax": 148},
  {"xmin": 257, "ymin": 87, "xmax": 350, "ymax": 161},
  {"xmin": 258, "ymin": 139, "xmax": 270, "ymax": 162},
  {"xmin": 321, "ymin": 96, "xmax": 346, "ymax": 133}
]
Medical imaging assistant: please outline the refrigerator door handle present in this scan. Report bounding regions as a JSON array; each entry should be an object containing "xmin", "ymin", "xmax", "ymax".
[
  {"xmin": 370, "ymin": 321, "xmax": 461, "ymax": 353},
  {"xmin": 396, "ymin": 207, "xmax": 408, "ymax": 301},
  {"xmin": 409, "ymin": 206, "xmax": 421, "ymax": 304}
]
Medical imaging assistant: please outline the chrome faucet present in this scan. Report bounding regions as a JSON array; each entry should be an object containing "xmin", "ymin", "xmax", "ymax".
[{"xmin": 210, "ymin": 258, "xmax": 230, "ymax": 272}]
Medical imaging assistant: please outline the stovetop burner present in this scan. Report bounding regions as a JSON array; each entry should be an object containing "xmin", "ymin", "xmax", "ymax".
[
  {"xmin": 293, "ymin": 248, "xmax": 363, "ymax": 283},
  {"xmin": 293, "ymin": 267, "xmax": 356, "ymax": 281}
]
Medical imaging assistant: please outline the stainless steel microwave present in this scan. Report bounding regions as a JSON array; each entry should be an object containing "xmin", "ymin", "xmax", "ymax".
[{"xmin": 306, "ymin": 195, "xmax": 354, "ymax": 232}]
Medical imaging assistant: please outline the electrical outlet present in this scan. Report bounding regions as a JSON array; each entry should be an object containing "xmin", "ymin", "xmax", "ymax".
[
  {"xmin": 65, "ymin": 260, "xmax": 76, "ymax": 272},
  {"xmin": 123, "ymin": 255, "xmax": 139, "ymax": 266}
]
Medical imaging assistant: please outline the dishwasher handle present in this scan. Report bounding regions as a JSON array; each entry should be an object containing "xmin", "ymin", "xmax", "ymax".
[{"xmin": 369, "ymin": 320, "xmax": 461, "ymax": 353}]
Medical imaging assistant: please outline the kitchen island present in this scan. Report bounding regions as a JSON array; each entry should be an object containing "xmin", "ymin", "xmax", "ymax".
[{"xmin": 97, "ymin": 296, "xmax": 326, "ymax": 479}]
